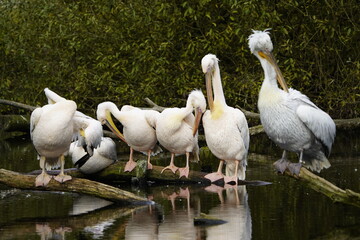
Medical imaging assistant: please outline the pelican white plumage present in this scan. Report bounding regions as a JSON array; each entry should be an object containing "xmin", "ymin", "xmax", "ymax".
[
  {"xmin": 201, "ymin": 54, "xmax": 250, "ymax": 184},
  {"xmin": 248, "ymin": 29, "xmax": 336, "ymax": 174},
  {"xmin": 44, "ymin": 88, "xmax": 103, "ymax": 157},
  {"xmin": 30, "ymin": 99, "xmax": 77, "ymax": 186},
  {"xmin": 69, "ymin": 137, "xmax": 117, "ymax": 174},
  {"xmin": 96, "ymin": 102, "xmax": 161, "ymax": 172},
  {"xmin": 30, "ymin": 88, "xmax": 104, "ymax": 186},
  {"xmin": 156, "ymin": 90, "xmax": 206, "ymax": 178}
]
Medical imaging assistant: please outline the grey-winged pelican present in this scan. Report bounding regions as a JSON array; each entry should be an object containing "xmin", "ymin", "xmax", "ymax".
[
  {"xmin": 248, "ymin": 29, "xmax": 336, "ymax": 174},
  {"xmin": 97, "ymin": 102, "xmax": 161, "ymax": 172},
  {"xmin": 201, "ymin": 54, "xmax": 250, "ymax": 184},
  {"xmin": 156, "ymin": 89, "xmax": 206, "ymax": 178}
]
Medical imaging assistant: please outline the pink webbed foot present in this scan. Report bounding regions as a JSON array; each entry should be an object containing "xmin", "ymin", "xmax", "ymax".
[
  {"xmin": 204, "ymin": 172, "xmax": 225, "ymax": 183},
  {"xmin": 54, "ymin": 173, "xmax": 72, "ymax": 183},
  {"xmin": 35, "ymin": 172, "xmax": 53, "ymax": 187},
  {"xmin": 178, "ymin": 167, "xmax": 189, "ymax": 178},
  {"xmin": 124, "ymin": 160, "xmax": 137, "ymax": 172},
  {"xmin": 161, "ymin": 165, "xmax": 179, "ymax": 174}
]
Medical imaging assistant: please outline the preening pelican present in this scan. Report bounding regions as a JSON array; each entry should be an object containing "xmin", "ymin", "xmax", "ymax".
[
  {"xmin": 201, "ymin": 54, "xmax": 250, "ymax": 184},
  {"xmin": 248, "ymin": 29, "xmax": 336, "ymax": 174},
  {"xmin": 44, "ymin": 88, "xmax": 103, "ymax": 157},
  {"xmin": 69, "ymin": 137, "xmax": 117, "ymax": 174},
  {"xmin": 156, "ymin": 90, "xmax": 206, "ymax": 178},
  {"xmin": 30, "ymin": 100, "xmax": 77, "ymax": 186},
  {"xmin": 30, "ymin": 88, "xmax": 103, "ymax": 186},
  {"xmin": 97, "ymin": 102, "xmax": 161, "ymax": 172}
]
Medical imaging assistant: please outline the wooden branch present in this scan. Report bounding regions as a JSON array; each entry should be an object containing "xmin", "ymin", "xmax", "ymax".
[
  {"xmin": 143, "ymin": 97, "xmax": 166, "ymax": 112},
  {"xmin": 0, "ymin": 99, "xmax": 36, "ymax": 111},
  {"xmin": 29, "ymin": 160, "xmax": 212, "ymax": 185},
  {"xmin": 282, "ymin": 167, "xmax": 360, "ymax": 208},
  {"xmin": 236, "ymin": 105, "xmax": 260, "ymax": 119},
  {"xmin": 0, "ymin": 168, "xmax": 150, "ymax": 205}
]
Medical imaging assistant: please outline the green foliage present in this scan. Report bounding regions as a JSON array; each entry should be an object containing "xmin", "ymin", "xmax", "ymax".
[{"xmin": 0, "ymin": 0, "xmax": 359, "ymax": 118}]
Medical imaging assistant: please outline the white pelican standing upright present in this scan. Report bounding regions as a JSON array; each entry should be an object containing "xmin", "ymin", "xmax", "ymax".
[
  {"xmin": 248, "ymin": 29, "xmax": 336, "ymax": 174},
  {"xmin": 156, "ymin": 89, "xmax": 206, "ymax": 178},
  {"xmin": 201, "ymin": 54, "xmax": 250, "ymax": 184},
  {"xmin": 97, "ymin": 102, "xmax": 161, "ymax": 172}
]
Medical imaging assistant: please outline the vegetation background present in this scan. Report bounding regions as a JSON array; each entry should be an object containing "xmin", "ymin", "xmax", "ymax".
[{"xmin": 0, "ymin": 0, "xmax": 359, "ymax": 119}]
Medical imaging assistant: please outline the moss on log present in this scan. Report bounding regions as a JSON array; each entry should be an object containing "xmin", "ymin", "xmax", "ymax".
[
  {"xmin": 282, "ymin": 167, "xmax": 360, "ymax": 208},
  {"xmin": 0, "ymin": 168, "xmax": 151, "ymax": 205}
]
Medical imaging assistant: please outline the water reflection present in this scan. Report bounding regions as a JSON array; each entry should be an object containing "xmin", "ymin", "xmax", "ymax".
[
  {"xmin": 0, "ymin": 130, "xmax": 360, "ymax": 239},
  {"xmin": 204, "ymin": 186, "xmax": 252, "ymax": 240}
]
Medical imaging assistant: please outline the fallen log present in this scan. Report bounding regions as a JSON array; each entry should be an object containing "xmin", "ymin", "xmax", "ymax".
[
  {"xmin": 0, "ymin": 168, "xmax": 151, "ymax": 205},
  {"xmin": 28, "ymin": 160, "xmax": 212, "ymax": 185},
  {"xmin": 282, "ymin": 167, "xmax": 360, "ymax": 208}
]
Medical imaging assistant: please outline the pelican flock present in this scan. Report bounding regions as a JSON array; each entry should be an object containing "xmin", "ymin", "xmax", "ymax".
[
  {"xmin": 96, "ymin": 102, "xmax": 161, "ymax": 172},
  {"xmin": 156, "ymin": 89, "xmax": 206, "ymax": 178},
  {"xmin": 29, "ymin": 29, "xmax": 336, "ymax": 189},
  {"xmin": 201, "ymin": 54, "xmax": 250, "ymax": 184},
  {"xmin": 248, "ymin": 30, "xmax": 336, "ymax": 174}
]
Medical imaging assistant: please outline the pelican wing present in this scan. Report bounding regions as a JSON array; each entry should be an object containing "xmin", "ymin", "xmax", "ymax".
[
  {"xmin": 30, "ymin": 107, "xmax": 43, "ymax": 140},
  {"xmin": 73, "ymin": 115, "xmax": 103, "ymax": 155},
  {"xmin": 287, "ymin": 89, "xmax": 336, "ymax": 155},
  {"xmin": 234, "ymin": 108, "xmax": 250, "ymax": 152},
  {"xmin": 96, "ymin": 137, "xmax": 117, "ymax": 161},
  {"xmin": 296, "ymin": 104, "xmax": 336, "ymax": 155}
]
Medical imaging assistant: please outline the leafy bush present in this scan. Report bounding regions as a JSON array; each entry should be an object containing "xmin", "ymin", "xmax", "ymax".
[{"xmin": 0, "ymin": 0, "xmax": 359, "ymax": 119}]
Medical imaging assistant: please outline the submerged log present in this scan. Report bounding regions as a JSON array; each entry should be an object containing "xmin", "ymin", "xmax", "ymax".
[
  {"xmin": 0, "ymin": 168, "xmax": 150, "ymax": 205},
  {"xmin": 282, "ymin": 167, "xmax": 360, "ymax": 208}
]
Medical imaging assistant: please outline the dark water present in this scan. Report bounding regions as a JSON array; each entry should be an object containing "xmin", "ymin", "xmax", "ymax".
[{"xmin": 0, "ymin": 130, "xmax": 360, "ymax": 240}]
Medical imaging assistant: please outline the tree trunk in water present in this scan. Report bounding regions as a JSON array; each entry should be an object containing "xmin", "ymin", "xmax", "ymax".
[{"xmin": 0, "ymin": 168, "xmax": 150, "ymax": 205}]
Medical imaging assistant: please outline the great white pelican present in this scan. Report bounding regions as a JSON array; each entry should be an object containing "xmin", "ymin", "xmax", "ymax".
[
  {"xmin": 156, "ymin": 89, "xmax": 206, "ymax": 178},
  {"xmin": 201, "ymin": 54, "xmax": 250, "ymax": 184}
]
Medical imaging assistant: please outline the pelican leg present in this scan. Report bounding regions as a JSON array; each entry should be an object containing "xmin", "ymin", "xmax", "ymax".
[
  {"xmin": 204, "ymin": 160, "xmax": 225, "ymax": 183},
  {"xmin": 288, "ymin": 150, "xmax": 303, "ymax": 176},
  {"xmin": 54, "ymin": 155, "xmax": 72, "ymax": 183},
  {"xmin": 273, "ymin": 150, "xmax": 290, "ymax": 174},
  {"xmin": 161, "ymin": 153, "xmax": 179, "ymax": 174},
  {"xmin": 224, "ymin": 161, "xmax": 239, "ymax": 185},
  {"xmin": 124, "ymin": 148, "xmax": 137, "ymax": 172},
  {"xmin": 35, "ymin": 156, "xmax": 53, "ymax": 187},
  {"xmin": 179, "ymin": 152, "xmax": 190, "ymax": 178},
  {"xmin": 147, "ymin": 150, "xmax": 153, "ymax": 170}
]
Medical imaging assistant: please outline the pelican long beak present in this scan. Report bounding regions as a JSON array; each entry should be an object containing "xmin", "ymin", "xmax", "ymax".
[
  {"xmin": 105, "ymin": 111, "xmax": 127, "ymax": 144},
  {"xmin": 259, "ymin": 50, "xmax": 289, "ymax": 92},
  {"xmin": 192, "ymin": 107, "xmax": 203, "ymax": 136},
  {"xmin": 205, "ymin": 71, "xmax": 214, "ymax": 112}
]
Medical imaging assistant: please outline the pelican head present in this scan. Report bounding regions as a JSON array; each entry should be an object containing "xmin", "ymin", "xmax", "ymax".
[
  {"xmin": 201, "ymin": 54, "xmax": 220, "ymax": 112},
  {"xmin": 201, "ymin": 54, "xmax": 218, "ymax": 74},
  {"xmin": 189, "ymin": 90, "xmax": 206, "ymax": 113},
  {"xmin": 96, "ymin": 102, "xmax": 127, "ymax": 143},
  {"xmin": 248, "ymin": 29, "xmax": 288, "ymax": 92},
  {"xmin": 188, "ymin": 90, "xmax": 206, "ymax": 136}
]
